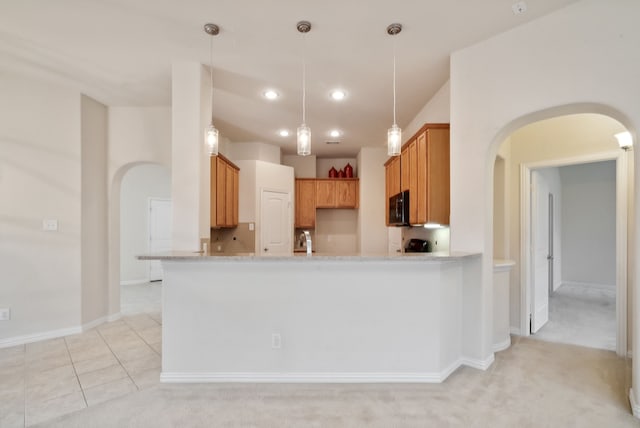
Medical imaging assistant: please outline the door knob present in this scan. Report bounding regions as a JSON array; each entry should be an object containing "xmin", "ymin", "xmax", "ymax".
[{"xmin": 264, "ymin": 248, "xmax": 268, "ymax": 252}]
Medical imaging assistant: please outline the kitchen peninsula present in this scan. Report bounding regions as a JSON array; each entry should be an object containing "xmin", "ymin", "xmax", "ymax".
[{"xmin": 140, "ymin": 251, "xmax": 482, "ymax": 383}]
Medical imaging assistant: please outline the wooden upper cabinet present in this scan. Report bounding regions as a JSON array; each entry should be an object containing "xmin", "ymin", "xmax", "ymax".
[
  {"xmin": 384, "ymin": 123, "xmax": 450, "ymax": 226},
  {"xmin": 295, "ymin": 179, "xmax": 316, "ymax": 228},
  {"xmin": 315, "ymin": 180, "xmax": 336, "ymax": 208},
  {"xmin": 336, "ymin": 180, "xmax": 359, "ymax": 208},
  {"xmin": 400, "ymin": 145, "xmax": 410, "ymax": 193},
  {"xmin": 384, "ymin": 156, "xmax": 401, "ymax": 226},
  {"xmin": 210, "ymin": 154, "xmax": 240, "ymax": 229}
]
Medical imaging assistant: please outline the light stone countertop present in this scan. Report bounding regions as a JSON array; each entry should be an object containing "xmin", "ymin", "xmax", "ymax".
[{"xmin": 138, "ymin": 251, "xmax": 481, "ymax": 262}]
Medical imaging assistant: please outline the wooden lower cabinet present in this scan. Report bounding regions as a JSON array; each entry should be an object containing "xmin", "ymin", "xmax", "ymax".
[
  {"xmin": 295, "ymin": 179, "xmax": 316, "ymax": 228},
  {"xmin": 211, "ymin": 154, "xmax": 240, "ymax": 228}
]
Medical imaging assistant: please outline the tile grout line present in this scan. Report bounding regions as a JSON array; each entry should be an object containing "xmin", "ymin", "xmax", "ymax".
[
  {"xmin": 63, "ymin": 336, "xmax": 88, "ymax": 409},
  {"xmin": 122, "ymin": 316, "xmax": 162, "ymax": 357},
  {"xmin": 95, "ymin": 327, "xmax": 141, "ymax": 393}
]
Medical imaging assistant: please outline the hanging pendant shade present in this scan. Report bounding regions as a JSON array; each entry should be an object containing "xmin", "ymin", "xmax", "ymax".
[
  {"xmin": 387, "ymin": 23, "xmax": 402, "ymax": 157},
  {"xmin": 297, "ymin": 21, "xmax": 312, "ymax": 156},
  {"xmin": 204, "ymin": 23, "xmax": 220, "ymax": 157}
]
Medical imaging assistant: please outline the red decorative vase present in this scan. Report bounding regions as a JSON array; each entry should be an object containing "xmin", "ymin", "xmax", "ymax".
[
  {"xmin": 328, "ymin": 167, "xmax": 337, "ymax": 178},
  {"xmin": 338, "ymin": 169, "xmax": 345, "ymax": 178},
  {"xmin": 344, "ymin": 163, "xmax": 353, "ymax": 178}
]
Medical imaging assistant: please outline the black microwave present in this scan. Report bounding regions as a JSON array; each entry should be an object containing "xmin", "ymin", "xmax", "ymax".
[{"xmin": 389, "ymin": 190, "xmax": 409, "ymax": 226}]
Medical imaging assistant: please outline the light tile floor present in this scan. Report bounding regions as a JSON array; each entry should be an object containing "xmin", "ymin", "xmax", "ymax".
[{"xmin": 0, "ymin": 283, "xmax": 163, "ymax": 428}]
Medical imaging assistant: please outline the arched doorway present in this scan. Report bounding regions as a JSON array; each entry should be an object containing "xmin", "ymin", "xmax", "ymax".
[
  {"xmin": 490, "ymin": 111, "xmax": 632, "ymax": 357},
  {"xmin": 108, "ymin": 162, "xmax": 171, "ymax": 317}
]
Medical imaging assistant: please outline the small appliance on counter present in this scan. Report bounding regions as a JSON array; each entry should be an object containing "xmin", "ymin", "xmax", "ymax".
[{"xmin": 405, "ymin": 238, "xmax": 432, "ymax": 253}]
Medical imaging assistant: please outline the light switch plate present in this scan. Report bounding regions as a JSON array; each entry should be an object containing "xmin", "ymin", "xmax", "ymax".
[{"xmin": 42, "ymin": 219, "xmax": 58, "ymax": 231}]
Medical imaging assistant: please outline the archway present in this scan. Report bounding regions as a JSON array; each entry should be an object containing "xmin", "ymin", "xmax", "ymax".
[{"xmin": 107, "ymin": 162, "xmax": 171, "ymax": 318}]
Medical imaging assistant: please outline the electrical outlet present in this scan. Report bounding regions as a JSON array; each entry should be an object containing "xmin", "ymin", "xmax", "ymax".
[
  {"xmin": 42, "ymin": 219, "xmax": 58, "ymax": 231},
  {"xmin": 271, "ymin": 333, "xmax": 282, "ymax": 349},
  {"xmin": 249, "ymin": 223, "xmax": 255, "ymax": 231},
  {"xmin": 512, "ymin": 1, "xmax": 527, "ymax": 15},
  {"xmin": 0, "ymin": 308, "xmax": 11, "ymax": 321}
]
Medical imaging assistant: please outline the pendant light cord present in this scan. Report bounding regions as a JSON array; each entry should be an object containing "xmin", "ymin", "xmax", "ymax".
[
  {"xmin": 209, "ymin": 33, "xmax": 214, "ymax": 124},
  {"xmin": 302, "ymin": 32, "xmax": 307, "ymax": 125},
  {"xmin": 392, "ymin": 36, "xmax": 397, "ymax": 127}
]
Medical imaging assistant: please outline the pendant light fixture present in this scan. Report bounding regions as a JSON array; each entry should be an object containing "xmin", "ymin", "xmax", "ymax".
[
  {"xmin": 204, "ymin": 23, "xmax": 220, "ymax": 157},
  {"xmin": 296, "ymin": 20, "xmax": 312, "ymax": 156},
  {"xmin": 387, "ymin": 23, "xmax": 402, "ymax": 156}
]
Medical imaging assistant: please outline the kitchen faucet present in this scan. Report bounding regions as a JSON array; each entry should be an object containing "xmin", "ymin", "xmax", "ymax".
[{"xmin": 299, "ymin": 230, "xmax": 312, "ymax": 256}]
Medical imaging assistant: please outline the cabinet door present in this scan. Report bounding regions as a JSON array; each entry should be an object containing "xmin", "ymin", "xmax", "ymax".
[
  {"xmin": 315, "ymin": 180, "xmax": 336, "ymax": 208},
  {"xmin": 232, "ymin": 167, "xmax": 239, "ymax": 226},
  {"xmin": 336, "ymin": 180, "xmax": 358, "ymax": 208},
  {"xmin": 408, "ymin": 139, "xmax": 419, "ymax": 224},
  {"xmin": 401, "ymin": 145, "xmax": 410, "ymax": 192},
  {"xmin": 416, "ymin": 131, "xmax": 427, "ymax": 224},
  {"xmin": 215, "ymin": 157, "xmax": 227, "ymax": 227},
  {"xmin": 295, "ymin": 179, "xmax": 316, "ymax": 228},
  {"xmin": 426, "ymin": 128, "xmax": 450, "ymax": 225},
  {"xmin": 225, "ymin": 164, "xmax": 235, "ymax": 227}
]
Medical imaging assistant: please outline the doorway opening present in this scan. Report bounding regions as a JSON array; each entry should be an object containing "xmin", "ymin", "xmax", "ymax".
[
  {"xmin": 119, "ymin": 163, "xmax": 171, "ymax": 315},
  {"xmin": 492, "ymin": 113, "xmax": 631, "ymax": 357}
]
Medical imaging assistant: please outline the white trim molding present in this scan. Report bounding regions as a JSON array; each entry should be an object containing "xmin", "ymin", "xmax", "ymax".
[
  {"xmin": 510, "ymin": 327, "xmax": 522, "ymax": 336},
  {"xmin": 520, "ymin": 151, "xmax": 628, "ymax": 357},
  {"xmin": 493, "ymin": 337, "xmax": 512, "ymax": 353},
  {"xmin": 460, "ymin": 354, "xmax": 495, "ymax": 371},
  {"xmin": 0, "ymin": 313, "xmax": 121, "ymax": 349},
  {"xmin": 162, "ymin": 368, "xmax": 459, "ymax": 384},
  {"xmin": 630, "ymin": 389, "xmax": 640, "ymax": 419}
]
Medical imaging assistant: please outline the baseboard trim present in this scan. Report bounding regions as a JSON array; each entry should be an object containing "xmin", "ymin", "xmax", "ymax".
[
  {"xmin": 460, "ymin": 354, "xmax": 495, "ymax": 371},
  {"xmin": 120, "ymin": 279, "xmax": 149, "ymax": 286},
  {"xmin": 510, "ymin": 326, "xmax": 522, "ymax": 336},
  {"xmin": 630, "ymin": 389, "xmax": 640, "ymax": 419},
  {"xmin": 161, "ymin": 365, "xmax": 464, "ymax": 384},
  {"xmin": 0, "ymin": 313, "xmax": 121, "ymax": 349},
  {"xmin": 560, "ymin": 281, "xmax": 616, "ymax": 293},
  {"xmin": 0, "ymin": 325, "xmax": 82, "ymax": 349},
  {"xmin": 493, "ymin": 337, "xmax": 511, "ymax": 353}
]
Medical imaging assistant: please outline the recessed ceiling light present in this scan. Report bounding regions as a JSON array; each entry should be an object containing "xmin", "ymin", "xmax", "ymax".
[
  {"xmin": 329, "ymin": 129, "xmax": 342, "ymax": 138},
  {"xmin": 263, "ymin": 90, "xmax": 279, "ymax": 100},
  {"xmin": 278, "ymin": 129, "xmax": 290, "ymax": 137},
  {"xmin": 330, "ymin": 90, "xmax": 346, "ymax": 101}
]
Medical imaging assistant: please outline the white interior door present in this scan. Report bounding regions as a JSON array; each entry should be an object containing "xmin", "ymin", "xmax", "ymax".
[
  {"xmin": 531, "ymin": 171, "xmax": 550, "ymax": 333},
  {"xmin": 149, "ymin": 198, "xmax": 172, "ymax": 281},
  {"xmin": 260, "ymin": 190, "xmax": 291, "ymax": 255}
]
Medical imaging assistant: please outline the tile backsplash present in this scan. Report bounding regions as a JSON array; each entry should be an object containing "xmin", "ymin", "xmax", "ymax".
[{"xmin": 210, "ymin": 223, "xmax": 256, "ymax": 253}]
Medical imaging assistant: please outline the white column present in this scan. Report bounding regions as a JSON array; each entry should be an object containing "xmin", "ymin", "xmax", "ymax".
[{"xmin": 171, "ymin": 61, "xmax": 211, "ymax": 250}]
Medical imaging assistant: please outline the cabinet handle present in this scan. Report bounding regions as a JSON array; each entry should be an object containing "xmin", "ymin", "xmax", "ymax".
[{"xmin": 264, "ymin": 248, "xmax": 268, "ymax": 252}]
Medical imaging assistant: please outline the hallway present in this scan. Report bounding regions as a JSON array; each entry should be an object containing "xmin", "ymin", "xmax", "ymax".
[{"xmin": 532, "ymin": 283, "xmax": 616, "ymax": 351}]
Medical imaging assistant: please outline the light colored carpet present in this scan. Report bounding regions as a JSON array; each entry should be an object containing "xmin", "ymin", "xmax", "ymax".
[
  {"xmin": 35, "ymin": 337, "xmax": 635, "ymax": 428},
  {"xmin": 533, "ymin": 283, "xmax": 616, "ymax": 351}
]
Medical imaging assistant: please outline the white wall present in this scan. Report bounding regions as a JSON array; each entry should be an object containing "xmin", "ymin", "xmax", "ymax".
[
  {"xmin": 80, "ymin": 95, "xmax": 109, "ymax": 325},
  {"xmin": 0, "ymin": 73, "xmax": 82, "ymax": 343},
  {"xmin": 448, "ymin": 0, "xmax": 639, "ymax": 392},
  {"xmin": 282, "ymin": 154, "xmax": 316, "ymax": 178},
  {"xmin": 108, "ymin": 106, "xmax": 171, "ymax": 316},
  {"xmin": 560, "ymin": 161, "xmax": 616, "ymax": 288},
  {"xmin": 119, "ymin": 164, "xmax": 171, "ymax": 283},
  {"xmin": 357, "ymin": 148, "xmax": 388, "ymax": 254},
  {"xmin": 170, "ymin": 61, "xmax": 210, "ymax": 251},
  {"xmin": 404, "ymin": 80, "xmax": 451, "ymax": 141},
  {"xmin": 234, "ymin": 160, "xmax": 294, "ymax": 252},
  {"xmin": 229, "ymin": 142, "xmax": 281, "ymax": 164}
]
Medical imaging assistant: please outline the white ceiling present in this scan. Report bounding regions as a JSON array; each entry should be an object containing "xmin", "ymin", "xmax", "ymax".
[{"xmin": 0, "ymin": 0, "xmax": 579, "ymax": 156}]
